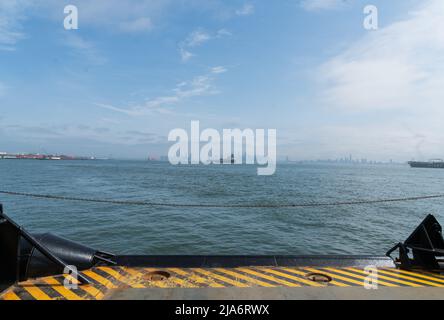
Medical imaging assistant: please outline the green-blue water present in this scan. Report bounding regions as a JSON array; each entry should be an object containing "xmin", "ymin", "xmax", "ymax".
[{"xmin": 1, "ymin": 160, "xmax": 443, "ymax": 255}]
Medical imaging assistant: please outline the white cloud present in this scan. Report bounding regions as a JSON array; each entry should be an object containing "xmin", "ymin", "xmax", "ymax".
[
  {"xmin": 235, "ymin": 3, "xmax": 254, "ymax": 16},
  {"xmin": 301, "ymin": 0, "xmax": 345, "ymax": 11},
  {"xmin": 40, "ymin": 0, "xmax": 170, "ymax": 33},
  {"xmin": 315, "ymin": 0, "xmax": 444, "ymax": 159},
  {"xmin": 96, "ymin": 70, "xmax": 226, "ymax": 116},
  {"xmin": 179, "ymin": 28, "xmax": 231, "ymax": 62},
  {"xmin": 179, "ymin": 48, "xmax": 194, "ymax": 62},
  {"xmin": 179, "ymin": 29, "xmax": 211, "ymax": 61},
  {"xmin": 0, "ymin": 1, "xmax": 162, "ymax": 51},
  {"xmin": 211, "ymin": 66, "xmax": 227, "ymax": 74},
  {"xmin": 184, "ymin": 30, "xmax": 212, "ymax": 47},
  {"xmin": 217, "ymin": 29, "xmax": 232, "ymax": 37},
  {"xmin": 320, "ymin": 0, "xmax": 444, "ymax": 112},
  {"xmin": 0, "ymin": 0, "xmax": 31, "ymax": 50}
]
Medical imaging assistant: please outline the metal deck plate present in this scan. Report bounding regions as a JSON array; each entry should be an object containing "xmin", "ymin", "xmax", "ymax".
[{"xmin": 2, "ymin": 266, "xmax": 444, "ymax": 300}]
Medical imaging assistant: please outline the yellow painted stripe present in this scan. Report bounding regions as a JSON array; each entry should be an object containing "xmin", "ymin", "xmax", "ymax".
[
  {"xmin": 170, "ymin": 276, "xmax": 199, "ymax": 288},
  {"xmin": 122, "ymin": 267, "xmax": 164, "ymax": 287},
  {"xmin": 152, "ymin": 268, "xmax": 199, "ymax": 288},
  {"xmin": 79, "ymin": 284, "xmax": 104, "ymax": 300},
  {"xmin": 1, "ymin": 290, "xmax": 21, "ymax": 300},
  {"xmin": 323, "ymin": 268, "xmax": 399, "ymax": 287},
  {"xmin": 43, "ymin": 277, "xmax": 83, "ymax": 300},
  {"xmin": 305, "ymin": 268, "xmax": 364, "ymax": 286},
  {"xmin": 121, "ymin": 267, "xmax": 143, "ymax": 279},
  {"xmin": 238, "ymin": 268, "xmax": 301, "ymax": 287},
  {"xmin": 421, "ymin": 271, "xmax": 444, "ymax": 280},
  {"xmin": 346, "ymin": 268, "xmax": 423, "ymax": 287},
  {"xmin": 282, "ymin": 268, "xmax": 349, "ymax": 287},
  {"xmin": 194, "ymin": 268, "xmax": 249, "ymax": 287},
  {"xmin": 122, "ymin": 268, "xmax": 169, "ymax": 288},
  {"xmin": 83, "ymin": 270, "xmax": 117, "ymax": 289},
  {"xmin": 63, "ymin": 274, "xmax": 104, "ymax": 300},
  {"xmin": 215, "ymin": 268, "xmax": 276, "ymax": 287},
  {"xmin": 23, "ymin": 285, "xmax": 52, "ymax": 300},
  {"xmin": 168, "ymin": 268, "xmax": 224, "ymax": 288},
  {"xmin": 376, "ymin": 268, "xmax": 444, "ymax": 287},
  {"xmin": 261, "ymin": 268, "xmax": 322, "ymax": 287},
  {"xmin": 100, "ymin": 267, "xmax": 145, "ymax": 289},
  {"xmin": 386, "ymin": 269, "xmax": 444, "ymax": 284}
]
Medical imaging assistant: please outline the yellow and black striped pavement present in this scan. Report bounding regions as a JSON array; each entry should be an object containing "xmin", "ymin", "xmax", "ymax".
[{"xmin": 2, "ymin": 266, "xmax": 444, "ymax": 300}]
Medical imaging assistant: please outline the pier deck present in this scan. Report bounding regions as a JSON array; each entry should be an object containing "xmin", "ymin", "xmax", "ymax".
[{"xmin": 2, "ymin": 256, "xmax": 444, "ymax": 300}]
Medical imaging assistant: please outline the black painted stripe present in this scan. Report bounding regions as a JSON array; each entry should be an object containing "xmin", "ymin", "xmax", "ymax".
[
  {"xmin": 209, "ymin": 269, "xmax": 262, "ymax": 286},
  {"xmin": 50, "ymin": 275, "xmax": 98, "ymax": 300},
  {"xmin": 166, "ymin": 270, "xmax": 210, "ymax": 288},
  {"xmin": 93, "ymin": 268, "xmax": 125, "ymax": 287},
  {"xmin": 300, "ymin": 268, "xmax": 359, "ymax": 286},
  {"xmin": 181, "ymin": 268, "xmax": 228, "ymax": 287},
  {"xmin": 12, "ymin": 288, "xmax": 35, "ymax": 301},
  {"xmin": 250, "ymin": 268, "xmax": 319, "ymax": 286},
  {"xmin": 328, "ymin": 268, "xmax": 409, "ymax": 287},
  {"xmin": 377, "ymin": 268, "xmax": 444, "ymax": 287},
  {"xmin": 36, "ymin": 283, "xmax": 67, "ymax": 300},
  {"xmin": 234, "ymin": 268, "xmax": 300, "ymax": 287}
]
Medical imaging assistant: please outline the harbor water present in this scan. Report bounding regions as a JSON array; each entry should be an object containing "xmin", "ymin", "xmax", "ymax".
[{"xmin": 1, "ymin": 160, "xmax": 443, "ymax": 255}]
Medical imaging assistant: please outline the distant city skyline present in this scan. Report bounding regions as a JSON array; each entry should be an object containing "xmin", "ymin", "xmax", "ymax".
[
  {"xmin": 0, "ymin": 150, "xmax": 407, "ymax": 163},
  {"xmin": 1, "ymin": 1, "xmax": 444, "ymax": 161}
]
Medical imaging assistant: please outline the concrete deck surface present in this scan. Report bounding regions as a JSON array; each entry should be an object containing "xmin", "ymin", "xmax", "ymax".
[{"xmin": 106, "ymin": 287, "xmax": 444, "ymax": 300}]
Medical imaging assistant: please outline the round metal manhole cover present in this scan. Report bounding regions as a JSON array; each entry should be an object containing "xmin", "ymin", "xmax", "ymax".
[
  {"xmin": 305, "ymin": 272, "xmax": 332, "ymax": 283},
  {"xmin": 145, "ymin": 271, "xmax": 171, "ymax": 282}
]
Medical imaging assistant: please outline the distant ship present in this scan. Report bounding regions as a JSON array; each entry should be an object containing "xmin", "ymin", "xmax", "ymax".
[
  {"xmin": 220, "ymin": 154, "xmax": 236, "ymax": 164},
  {"xmin": 408, "ymin": 159, "xmax": 444, "ymax": 168}
]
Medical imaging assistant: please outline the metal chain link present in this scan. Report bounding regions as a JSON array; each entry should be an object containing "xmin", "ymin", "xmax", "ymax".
[{"xmin": 0, "ymin": 190, "xmax": 443, "ymax": 208}]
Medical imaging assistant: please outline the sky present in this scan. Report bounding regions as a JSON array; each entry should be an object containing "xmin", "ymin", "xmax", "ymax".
[{"xmin": 0, "ymin": 0, "xmax": 443, "ymax": 161}]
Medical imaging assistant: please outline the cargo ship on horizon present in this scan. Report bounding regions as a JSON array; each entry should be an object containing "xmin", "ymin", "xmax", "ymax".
[{"xmin": 408, "ymin": 159, "xmax": 444, "ymax": 168}]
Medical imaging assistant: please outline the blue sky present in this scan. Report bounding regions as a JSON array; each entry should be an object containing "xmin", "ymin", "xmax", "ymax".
[{"xmin": 0, "ymin": 0, "xmax": 443, "ymax": 160}]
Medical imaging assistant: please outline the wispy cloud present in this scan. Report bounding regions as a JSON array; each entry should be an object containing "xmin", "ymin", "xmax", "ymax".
[
  {"xmin": 96, "ymin": 68, "xmax": 227, "ymax": 116},
  {"xmin": 39, "ymin": 0, "xmax": 170, "ymax": 33},
  {"xmin": 235, "ymin": 3, "xmax": 255, "ymax": 16},
  {"xmin": 179, "ymin": 29, "xmax": 211, "ymax": 62},
  {"xmin": 0, "ymin": 0, "xmax": 31, "ymax": 50},
  {"xmin": 5, "ymin": 123, "xmax": 164, "ymax": 146},
  {"xmin": 179, "ymin": 28, "xmax": 231, "ymax": 62},
  {"xmin": 211, "ymin": 66, "xmax": 227, "ymax": 74},
  {"xmin": 301, "ymin": 0, "xmax": 346, "ymax": 11},
  {"xmin": 185, "ymin": 30, "xmax": 212, "ymax": 47},
  {"xmin": 315, "ymin": 0, "xmax": 444, "ymax": 158},
  {"xmin": 320, "ymin": 0, "xmax": 444, "ymax": 112}
]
